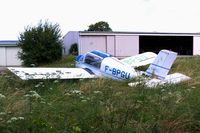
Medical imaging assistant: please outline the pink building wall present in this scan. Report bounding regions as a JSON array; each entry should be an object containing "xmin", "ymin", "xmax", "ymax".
[
  {"xmin": 64, "ymin": 31, "xmax": 200, "ymax": 56},
  {"xmin": 79, "ymin": 34, "xmax": 139, "ymax": 57},
  {"xmin": 115, "ymin": 35, "xmax": 139, "ymax": 57},
  {"xmin": 106, "ymin": 36, "xmax": 115, "ymax": 55},
  {"xmin": 79, "ymin": 36, "xmax": 106, "ymax": 54},
  {"xmin": 193, "ymin": 36, "xmax": 200, "ymax": 55}
]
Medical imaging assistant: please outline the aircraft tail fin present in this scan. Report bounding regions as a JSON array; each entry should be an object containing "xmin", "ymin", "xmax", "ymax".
[{"xmin": 146, "ymin": 50, "xmax": 177, "ymax": 80}]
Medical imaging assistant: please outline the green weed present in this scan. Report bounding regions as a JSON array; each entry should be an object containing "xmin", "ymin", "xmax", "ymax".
[{"xmin": 0, "ymin": 56, "xmax": 200, "ymax": 132}]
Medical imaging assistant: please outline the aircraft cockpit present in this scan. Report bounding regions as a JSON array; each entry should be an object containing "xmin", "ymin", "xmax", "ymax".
[
  {"xmin": 76, "ymin": 50, "xmax": 112, "ymax": 69},
  {"xmin": 84, "ymin": 53, "xmax": 103, "ymax": 68}
]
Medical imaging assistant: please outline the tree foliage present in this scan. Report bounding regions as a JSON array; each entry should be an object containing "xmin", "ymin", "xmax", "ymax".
[
  {"xmin": 18, "ymin": 20, "xmax": 63, "ymax": 66},
  {"xmin": 88, "ymin": 21, "xmax": 112, "ymax": 31}
]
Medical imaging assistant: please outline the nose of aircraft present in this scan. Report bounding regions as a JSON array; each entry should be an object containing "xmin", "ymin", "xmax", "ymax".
[{"xmin": 76, "ymin": 55, "xmax": 83, "ymax": 62}]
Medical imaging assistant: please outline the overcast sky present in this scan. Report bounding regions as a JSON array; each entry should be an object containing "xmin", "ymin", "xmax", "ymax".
[{"xmin": 1, "ymin": 0, "xmax": 200, "ymax": 40}]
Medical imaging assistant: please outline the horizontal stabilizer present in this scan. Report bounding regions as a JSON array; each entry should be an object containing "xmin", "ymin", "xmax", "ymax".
[
  {"xmin": 128, "ymin": 73, "xmax": 191, "ymax": 88},
  {"xmin": 121, "ymin": 52, "xmax": 157, "ymax": 68},
  {"xmin": 145, "ymin": 73, "xmax": 191, "ymax": 87},
  {"xmin": 8, "ymin": 67, "xmax": 95, "ymax": 80}
]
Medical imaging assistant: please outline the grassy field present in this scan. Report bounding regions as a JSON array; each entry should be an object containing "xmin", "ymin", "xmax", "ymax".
[{"xmin": 1, "ymin": 56, "xmax": 200, "ymax": 132}]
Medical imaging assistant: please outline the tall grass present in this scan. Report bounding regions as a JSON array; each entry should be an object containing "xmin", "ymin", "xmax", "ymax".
[{"xmin": 0, "ymin": 56, "xmax": 200, "ymax": 132}]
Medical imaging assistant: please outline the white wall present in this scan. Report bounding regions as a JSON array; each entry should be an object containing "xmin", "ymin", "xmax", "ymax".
[
  {"xmin": 193, "ymin": 36, "xmax": 200, "ymax": 55},
  {"xmin": 62, "ymin": 31, "xmax": 79, "ymax": 55},
  {"xmin": 0, "ymin": 47, "xmax": 21, "ymax": 66},
  {"xmin": 0, "ymin": 47, "xmax": 6, "ymax": 66},
  {"xmin": 6, "ymin": 47, "xmax": 22, "ymax": 66}
]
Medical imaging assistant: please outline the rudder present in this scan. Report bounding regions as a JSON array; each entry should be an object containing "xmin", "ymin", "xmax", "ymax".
[{"xmin": 146, "ymin": 50, "xmax": 177, "ymax": 80}]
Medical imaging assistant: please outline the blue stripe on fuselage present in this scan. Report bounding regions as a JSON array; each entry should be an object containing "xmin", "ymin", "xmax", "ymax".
[
  {"xmin": 91, "ymin": 50, "xmax": 112, "ymax": 58},
  {"xmin": 76, "ymin": 55, "xmax": 83, "ymax": 62}
]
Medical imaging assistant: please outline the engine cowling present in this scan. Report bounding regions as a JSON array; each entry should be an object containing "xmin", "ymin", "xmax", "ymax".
[{"xmin": 100, "ymin": 57, "xmax": 138, "ymax": 80}]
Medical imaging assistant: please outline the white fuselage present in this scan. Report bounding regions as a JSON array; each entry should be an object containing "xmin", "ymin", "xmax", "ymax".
[{"xmin": 76, "ymin": 54, "xmax": 138, "ymax": 80}]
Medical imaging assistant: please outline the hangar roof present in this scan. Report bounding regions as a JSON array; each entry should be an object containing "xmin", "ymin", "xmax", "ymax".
[
  {"xmin": 0, "ymin": 40, "xmax": 19, "ymax": 47},
  {"xmin": 79, "ymin": 31, "xmax": 200, "ymax": 36}
]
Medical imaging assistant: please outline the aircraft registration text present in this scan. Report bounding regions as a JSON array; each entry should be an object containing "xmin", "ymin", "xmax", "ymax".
[{"xmin": 105, "ymin": 65, "xmax": 130, "ymax": 79}]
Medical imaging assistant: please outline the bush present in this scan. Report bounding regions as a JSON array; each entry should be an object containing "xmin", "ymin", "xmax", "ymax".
[
  {"xmin": 18, "ymin": 20, "xmax": 63, "ymax": 66},
  {"xmin": 69, "ymin": 43, "xmax": 78, "ymax": 55}
]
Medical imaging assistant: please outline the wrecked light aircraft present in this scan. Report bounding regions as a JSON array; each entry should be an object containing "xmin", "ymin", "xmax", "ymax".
[{"xmin": 8, "ymin": 50, "xmax": 190, "ymax": 87}]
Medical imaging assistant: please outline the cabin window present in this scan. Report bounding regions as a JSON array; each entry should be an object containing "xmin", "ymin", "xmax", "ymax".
[{"xmin": 84, "ymin": 54, "xmax": 102, "ymax": 68}]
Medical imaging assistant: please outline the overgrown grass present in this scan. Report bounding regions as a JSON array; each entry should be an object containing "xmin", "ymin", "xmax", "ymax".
[{"xmin": 1, "ymin": 56, "xmax": 200, "ymax": 132}]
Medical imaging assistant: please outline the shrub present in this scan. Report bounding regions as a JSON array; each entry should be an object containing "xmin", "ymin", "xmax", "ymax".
[
  {"xmin": 18, "ymin": 20, "xmax": 63, "ymax": 66},
  {"xmin": 69, "ymin": 43, "xmax": 78, "ymax": 55}
]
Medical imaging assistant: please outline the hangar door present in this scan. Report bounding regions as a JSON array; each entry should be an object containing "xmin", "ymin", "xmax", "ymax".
[
  {"xmin": 139, "ymin": 36, "xmax": 193, "ymax": 55},
  {"xmin": 79, "ymin": 36, "xmax": 106, "ymax": 54}
]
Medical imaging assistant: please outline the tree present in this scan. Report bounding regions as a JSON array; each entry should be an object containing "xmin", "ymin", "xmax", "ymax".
[
  {"xmin": 18, "ymin": 20, "xmax": 63, "ymax": 66},
  {"xmin": 87, "ymin": 21, "xmax": 112, "ymax": 31}
]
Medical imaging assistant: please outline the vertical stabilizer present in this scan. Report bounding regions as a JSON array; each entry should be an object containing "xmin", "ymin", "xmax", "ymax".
[{"xmin": 146, "ymin": 50, "xmax": 177, "ymax": 80}]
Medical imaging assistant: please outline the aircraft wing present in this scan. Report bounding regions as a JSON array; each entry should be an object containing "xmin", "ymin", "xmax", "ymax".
[
  {"xmin": 121, "ymin": 52, "xmax": 157, "ymax": 68},
  {"xmin": 8, "ymin": 67, "xmax": 96, "ymax": 80}
]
